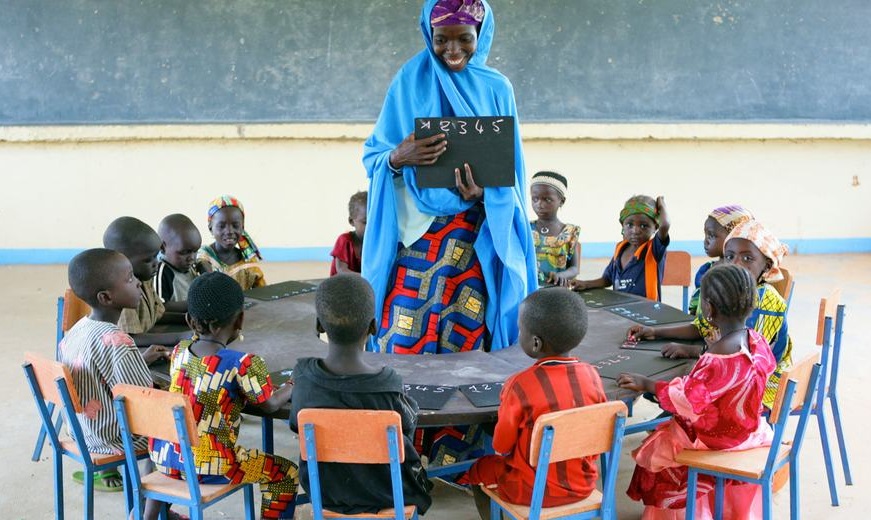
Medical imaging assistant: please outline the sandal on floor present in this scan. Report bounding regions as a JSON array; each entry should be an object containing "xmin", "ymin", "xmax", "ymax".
[{"xmin": 72, "ymin": 469, "xmax": 124, "ymax": 492}]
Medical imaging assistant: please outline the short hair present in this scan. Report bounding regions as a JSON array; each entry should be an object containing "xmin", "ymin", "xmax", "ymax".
[
  {"xmin": 68, "ymin": 248, "xmax": 125, "ymax": 307},
  {"xmin": 348, "ymin": 191, "xmax": 367, "ymax": 217},
  {"xmin": 700, "ymin": 264, "xmax": 757, "ymax": 320},
  {"xmin": 157, "ymin": 213, "xmax": 198, "ymax": 241},
  {"xmin": 316, "ymin": 274, "xmax": 375, "ymax": 345},
  {"xmin": 103, "ymin": 216, "xmax": 159, "ymax": 254},
  {"xmin": 521, "ymin": 287, "xmax": 588, "ymax": 353},
  {"xmin": 187, "ymin": 272, "xmax": 245, "ymax": 334}
]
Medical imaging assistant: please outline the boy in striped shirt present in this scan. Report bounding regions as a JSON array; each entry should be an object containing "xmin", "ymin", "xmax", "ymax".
[{"xmin": 468, "ymin": 287, "xmax": 607, "ymax": 518}]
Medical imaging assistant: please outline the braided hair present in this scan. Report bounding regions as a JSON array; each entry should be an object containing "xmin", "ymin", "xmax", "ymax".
[
  {"xmin": 187, "ymin": 272, "xmax": 245, "ymax": 335},
  {"xmin": 700, "ymin": 264, "xmax": 757, "ymax": 320}
]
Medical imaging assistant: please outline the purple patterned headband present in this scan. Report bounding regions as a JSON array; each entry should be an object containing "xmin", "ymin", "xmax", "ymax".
[{"xmin": 431, "ymin": 0, "xmax": 485, "ymax": 27}]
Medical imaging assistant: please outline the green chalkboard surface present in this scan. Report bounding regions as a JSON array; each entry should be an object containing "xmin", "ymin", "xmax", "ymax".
[{"xmin": 2, "ymin": 0, "xmax": 870, "ymax": 124}]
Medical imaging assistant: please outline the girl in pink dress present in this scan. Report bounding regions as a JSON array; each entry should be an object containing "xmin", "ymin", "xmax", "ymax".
[{"xmin": 617, "ymin": 264, "xmax": 776, "ymax": 520}]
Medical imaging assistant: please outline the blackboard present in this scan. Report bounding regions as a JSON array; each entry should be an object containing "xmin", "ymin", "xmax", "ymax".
[
  {"xmin": 244, "ymin": 280, "xmax": 317, "ymax": 301},
  {"xmin": 578, "ymin": 288, "xmax": 640, "ymax": 309},
  {"xmin": 458, "ymin": 382, "xmax": 504, "ymax": 408},
  {"xmin": 3, "ymin": 0, "xmax": 870, "ymax": 124},
  {"xmin": 607, "ymin": 301, "xmax": 694, "ymax": 326},
  {"xmin": 403, "ymin": 384, "xmax": 457, "ymax": 411},
  {"xmin": 591, "ymin": 351, "xmax": 687, "ymax": 380}
]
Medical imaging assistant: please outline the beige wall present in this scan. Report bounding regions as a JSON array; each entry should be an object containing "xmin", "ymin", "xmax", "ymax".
[{"xmin": 1, "ymin": 123, "xmax": 869, "ymax": 261}]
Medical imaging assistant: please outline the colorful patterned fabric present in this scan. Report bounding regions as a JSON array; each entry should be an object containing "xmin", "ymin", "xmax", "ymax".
[
  {"xmin": 118, "ymin": 281, "xmax": 165, "ymax": 335},
  {"xmin": 377, "ymin": 206, "xmax": 487, "ymax": 354},
  {"xmin": 693, "ymin": 283, "xmax": 793, "ymax": 408},
  {"xmin": 430, "ymin": 0, "xmax": 485, "ymax": 26},
  {"xmin": 726, "ymin": 220, "xmax": 789, "ymax": 282},
  {"xmin": 207, "ymin": 195, "xmax": 262, "ymax": 261},
  {"xmin": 329, "ymin": 231, "xmax": 362, "ymax": 276},
  {"xmin": 627, "ymin": 329, "xmax": 775, "ymax": 515},
  {"xmin": 530, "ymin": 171, "xmax": 567, "ymax": 198},
  {"xmin": 531, "ymin": 223, "xmax": 580, "ymax": 287},
  {"xmin": 468, "ymin": 357, "xmax": 607, "ymax": 506},
  {"xmin": 688, "ymin": 260, "xmax": 716, "ymax": 315},
  {"xmin": 619, "ymin": 197, "xmax": 658, "ymax": 225},
  {"xmin": 709, "ymin": 205, "xmax": 754, "ymax": 233},
  {"xmin": 150, "ymin": 342, "xmax": 298, "ymax": 519},
  {"xmin": 197, "ymin": 244, "xmax": 266, "ymax": 291},
  {"xmin": 603, "ymin": 235, "xmax": 669, "ymax": 301}
]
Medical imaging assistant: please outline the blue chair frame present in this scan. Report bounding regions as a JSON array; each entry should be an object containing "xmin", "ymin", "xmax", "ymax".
[
  {"xmin": 113, "ymin": 384, "xmax": 256, "ymax": 520},
  {"xmin": 31, "ymin": 297, "xmax": 68, "ymax": 462}
]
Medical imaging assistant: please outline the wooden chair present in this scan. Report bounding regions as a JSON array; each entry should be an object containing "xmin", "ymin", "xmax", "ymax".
[
  {"xmin": 677, "ymin": 354, "xmax": 822, "ymax": 520},
  {"xmin": 770, "ymin": 266, "xmax": 795, "ymax": 314},
  {"xmin": 298, "ymin": 408, "xmax": 418, "ymax": 520},
  {"xmin": 23, "ymin": 352, "xmax": 140, "ymax": 520},
  {"xmin": 481, "ymin": 401, "xmax": 628, "ymax": 520},
  {"xmin": 662, "ymin": 250, "xmax": 692, "ymax": 313},
  {"xmin": 113, "ymin": 384, "xmax": 256, "ymax": 520}
]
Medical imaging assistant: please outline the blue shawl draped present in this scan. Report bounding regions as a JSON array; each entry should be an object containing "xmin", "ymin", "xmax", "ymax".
[{"xmin": 362, "ymin": 0, "xmax": 537, "ymax": 352}]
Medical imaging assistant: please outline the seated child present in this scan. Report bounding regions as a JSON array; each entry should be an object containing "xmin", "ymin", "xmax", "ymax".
[
  {"xmin": 688, "ymin": 205, "xmax": 755, "ymax": 314},
  {"xmin": 147, "ymin": 272, "xmax": 297, "ymax": 520},
  {"xmin": 617, "ymin": 264, "xmax": 777, "ymax": 520},
  {"xmin": 103, "ymin": 216, "xmax": 189, "ymax": 347},
  {"xmin": 154, "ymin": 213, "xmax": 202, "ymax": 311},
  {"xmin": 58, "ymin": 248, "xmax": 169, "ymax": 490},
  {"xmin": 289, "ymin": 274, "xmax": 432, "ymax": 515},
  {"xmin": 571, "ymin": 195, "xmax": 670, "ymax": 300},
  {"xmin": 626, "ymin": 219, "xmax": 792, "ymax": 408},
  {"xmin": 529, "ymin": 171, "xmax": 580, "ymax": 287},
  {"xmin": 330, "ymin": 190, "xmax": 367, "ymax": 276},
  {"xmin": 467, "ymin": 287, "xmax": 606, "ymax": 519},
  {"xmin": 197, "ymin": 195, "xmax": 266, "ymax": 290}
]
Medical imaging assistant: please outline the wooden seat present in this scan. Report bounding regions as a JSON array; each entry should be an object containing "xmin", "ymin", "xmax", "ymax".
[
  {"xmin": 770, "ymin": 266, "xmax": 795, "ymax": 314},
  {"xmin": 481, "ymin": 401, "xmax": 628, "ymax": 520},
  {"xmin": 662, "ymin": 250, "xmax": 692, "ymax": 312}
]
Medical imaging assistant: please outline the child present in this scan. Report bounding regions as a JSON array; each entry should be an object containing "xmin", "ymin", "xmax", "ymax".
[
  {"xmin": 529, "ymin": 171, "xmax": 580, "ymax": 287},
  {"xmin": 330, "ymin": 191, "xmax": 367, "ymax": 276},
  {"xmin": 687, "ymin": 205, "xmax": 755, "ymax": 314},
  {"xmin": 617, "ymin": 264, "xmax": 776, "ymax": 519},
  {"xmin": 467, "ymin": 287, "xmax": 606, "ymax": 520},
  {"xmin": 626, "ymin": 219, "xmax": 792, "ymax": 408},
  {"xmin": 58, "ymin": 248, "xmax": 169, "ymax": 491},
  {"xmin": 289, "ymin": 274, "xmax": 432, "ymax": 515},
  {"xmin": 154, "ymin": 213, "xmax": 202, "ymax": 311},
  {"xmin": 147, "ymin": 272, "xmax": 298, "ymax": 520},
  {"xmin": 197, "ymin": 195, "xmax": 266, "ymax": 290},
  {"xmin": 571, "ymin": 195, "xmax": 670, "ymax": 300},
  {"xmin": 103, "ymin": 216, "xmax": 188, "ymax": 347}
]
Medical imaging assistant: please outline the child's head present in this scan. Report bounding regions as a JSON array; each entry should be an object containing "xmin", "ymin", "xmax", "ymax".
[
  {"xmin": 315, "ymin": 274, "xmax": 375, "ymax": 346},
  {"xmin": 348, "ymin": 191, "xmax": 368, "ymax": 239},
  {"xmin": 699, "ymin": 264, "xmax": 757, "ymax": 323},
  {"xmin": 703, "ymin": 205, "xmax": 755, "ymax": 258},
  {"xmin": 619, "ymin": 195, "xmax": 658, "ymax": 246},
  {"xmin": 723, "ymin": 220, "xmax": 788, "ymax": 284},
  {"xmin": 529, "ymin": 171, "xmax": 567, "ymax": 220},
  {"xmin": 207, "ymin": 195, "xmax": 261, "ymax": 260},
  {"xmin": 103, "ymin": 216, "xmax": 161, "ymax": 282},
  {"xmin": 68, "ymin": 248, "xmax": 141, "ymax": 309},
  {"xmin": 518, "ymin": 287, "xmax": 588, "ymax": 358},
  {"xmin": 158, "ymin": 213, "xmax": 202, "ymax": 272},
  {"xmin": 186, "ymin": 272, "xmax": 245, "ymax": 339}
]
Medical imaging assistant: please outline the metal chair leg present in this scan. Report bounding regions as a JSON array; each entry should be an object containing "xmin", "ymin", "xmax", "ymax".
[
  {"xmin": 829, "ymin": 392, "xmax": 853, "ymax": 485},
  {"xmin": 816, "ymin": 407, "xmax": 840, "ymax": 506}
]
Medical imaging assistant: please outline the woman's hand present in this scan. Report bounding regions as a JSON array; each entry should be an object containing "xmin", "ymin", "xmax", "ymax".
[
  {"xmin": 454, "ymin": 163, "xmax": 483, "ymax": 201},
  {"xmin": 627, "ymin": 325, "xmax": 655, "ymax": 341},
  {"xmin": 389, "ymin": 132, "xmax": 447, "ymax": 168}
]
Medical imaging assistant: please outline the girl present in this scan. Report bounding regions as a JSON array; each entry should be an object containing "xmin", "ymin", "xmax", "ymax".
[
  {"xmin": 147, "ymin": 272, "xmax": 297, "ymax": 520},
  {"xmin": 529, "ymin": 171, "xmax": 581, "ymax": 287},
  {"xmin": 688, "ymin": 205, "xmax": 755, "ymax": 314},
  {"xmin": 627, "ymin": 219, "xmax": 792, "ymax": 408},
  {"xmin": 617, "ymin": 264, "xmax": 776, "ymax": 520},
  {"xmin": 330, "ymin": 191, "xmax": 366, "ymax": 276},
  {"xmin": 197, "ymin": 195, "xmax": 266, "ymax": 290}
]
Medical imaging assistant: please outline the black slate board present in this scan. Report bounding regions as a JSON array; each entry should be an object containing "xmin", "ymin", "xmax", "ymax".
[
  {"xmin": 458, "ymin": 382, "xmax": 504, "ymax": 408},
  {"xmin": 403, "ymin": 384, "xmax": 457, "ymax": 411},
  {"xmin": 606, "ymin": 300, "xmax": 693, "ymax": 326},
  {"xmin": 591, "ymin": 351, "xmax": 687, "ymax": 380},
  {"xmin": 578, "ymin": 288, "xmax": 640, "ymax": 308},
  {"xmin": 244, "ymin": 280, "xmax": 317, "ymax": 301},
  {"xmin": 270, "ymin": 369, "xmax": 295, "ymax": 387}
]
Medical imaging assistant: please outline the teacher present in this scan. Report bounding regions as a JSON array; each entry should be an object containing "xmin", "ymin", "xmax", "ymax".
[{"xmin": 363, "ymin": 0, "xmax": 537, "ymax": 355}]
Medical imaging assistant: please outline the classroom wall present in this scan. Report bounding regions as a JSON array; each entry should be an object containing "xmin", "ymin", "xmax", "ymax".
[{"xmin": 1, "ymin": 124, "xmax": 869, "ymax": 264}]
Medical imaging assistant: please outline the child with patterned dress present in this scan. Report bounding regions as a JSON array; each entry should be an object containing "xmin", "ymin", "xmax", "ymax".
[
  {"xmin": 627, "ymin": 219, "xmax": 792, "ymax": 409},
  {"xmin": 467, "ymin": 287, "xmax": 607, "ymax": 520},
  {"xmin": 571, "ymin": 195, "xmax": 671, "ymax": 300},
  {"xmin": 147, "ymin": 272, "xmax": 297, "ymax": 520},
  {"xmin": 330, "ymin": 191, "xmax": 367, "ymax": 276},
  {"xmin": 154, "ymin": 213, "xmax": 202, "ymax": 311},
  {"xmin": 618, "ymin": 264, "xmax": 777, "ymax": 520},
  {"xmin": 529, "ymin": 171, "xmax": 580, "ymax": 287},
  {"xmin": 197, "ymin": 195, "xmax": 266, "ymax": 290},
  {"xmin": 687, "ymin": 205, "xmax": 755, "ymax": 314}
]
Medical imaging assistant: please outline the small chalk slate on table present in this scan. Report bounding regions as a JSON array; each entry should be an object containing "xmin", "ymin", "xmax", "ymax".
[
  {"xmin": 244, "ymin": 280, "xmax": 317, "ymax": 301},
  {"xmin": 403, "ymin": 384, "xmax": 457, "ymax": 411},
  {"xmin": 591, "ymin": 351, "xmax": 687, "ymax": 380},
  {"xmin": 270, "ymin": 369, "xmax": 295, "ymax": 387},
  {"xmin": 578, "ymin": 288, "xmax": 640, "ymax": 308},
  {"xmin": 458, "ymin": 382, "xmax": 504, "ymax": 408},
  {"xmin": 414, "ymin": 116, "xmax": 515, "ymax": 188},
  {"xmin": 606, "ymin": 300, "xmax": 694, "ymax": 326}
]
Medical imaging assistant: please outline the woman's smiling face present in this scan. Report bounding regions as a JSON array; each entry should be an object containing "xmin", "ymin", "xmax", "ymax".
[{"xmin": 432, "ymin": 24, "xmax": 477, "ymax": 72}]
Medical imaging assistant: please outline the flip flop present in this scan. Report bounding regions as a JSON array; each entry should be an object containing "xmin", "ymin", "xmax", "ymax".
[{"xmin": 71, "ymin": 469, "xmax": 124, "ymax": 492}]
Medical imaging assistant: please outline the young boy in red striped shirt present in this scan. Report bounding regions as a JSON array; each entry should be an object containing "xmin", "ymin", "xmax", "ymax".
[{"xmin": 468, "ymin": 287, "xmax": 606, "ymax": 518}]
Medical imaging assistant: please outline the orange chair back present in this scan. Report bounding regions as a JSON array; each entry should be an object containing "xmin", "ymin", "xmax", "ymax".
[
  {"xmin": 24, "ymin": 352, "xmax": 83, "ymax": 413},
  {"xmin": 297, "ymin": 409, "xmax": 404, "ymax": 464},
  {"xmin": 112, "ymin": 384, "xmax": 198, "ymax": 446},
  {"xmin": 529, "ymin": 401, "xmax": 628, "ymax": 465},
  {"xmin": 662, "ymin": 251, "xmax": 692, "ymax": 287},
  {"xmin": 769, "ymin": 353, "xmax": 821, "ymax": 425},
  {"xmin": 815, "ymin": 289, "xmax": 841, "ymax": 346},
  {"xmin": 770, "ymin": 266, "xmax": 795, "ymax": 305},
  {"xmin": 62, "ymin": 288, "xmax": 91, "ymax": 334}
]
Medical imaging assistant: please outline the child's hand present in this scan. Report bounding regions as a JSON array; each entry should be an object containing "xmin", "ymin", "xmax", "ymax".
[
  {"xmin": 454, "ymin": 163, "xmax": 483, "ymax": 201},
  {"xmin": 627, "ymin": 325, "xmax": 655, "ymax": 341},
  {"xmin": 616, "ymin": 372, "xmax": 652, "ymax": 392},
  {"xmin": 569, "ymin": 279, "xmax": 588, "ymax": 291},
  {"xmin": 195, "ymin": 260, "xmax": 213, "ymax": 275},
  {"xmin": 660, "ymin": 342, "xmax": 699, "ymax": 359},
  {"xmin": 655, "ymin": 196, "xmax": 670, "ymax": 235},
  {"xmin": 547, "ymin": 271, "xmax": 574, "ymax": 287},
  {"xmin": 142, "ymin": 344, "xmax": 171, "ymax": 365}
]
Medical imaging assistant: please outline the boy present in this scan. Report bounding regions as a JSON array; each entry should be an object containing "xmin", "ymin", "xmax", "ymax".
[
  {"xmin": 155, "ymin": 213, "xmax": 202, "ymax": 311},
  {"xmin": 571, "ymin": 195, "xmax": 671, "ymax": 301},
  {"xmin": 289, "ymin": 274, "xmax": 432, "ymax": 514},
  {"xmin": 103, "ymin": 216, "xmax": 188, "ymax": 346},
  {"xmin": 58, "ymin": 248, "xmax": 169, "ymax": 490},
  {"xmin": 467, "ymin": 287, "xmax": 606, "ymax": 519}
]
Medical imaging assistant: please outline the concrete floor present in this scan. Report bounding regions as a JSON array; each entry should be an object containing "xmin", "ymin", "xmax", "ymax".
[{"xmin": 3, "ymin": 254, "xmax": 868, "ymax": 519}]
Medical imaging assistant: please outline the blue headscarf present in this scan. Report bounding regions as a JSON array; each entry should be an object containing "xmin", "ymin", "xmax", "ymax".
[{"xmin": 362, "ymin": 0, "xmax": 536, "ymax": 352}]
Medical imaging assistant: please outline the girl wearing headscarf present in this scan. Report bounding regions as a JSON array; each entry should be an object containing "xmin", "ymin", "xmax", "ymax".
[{"xmin": 197, "ymin": 195, "xmax": 266, "ymax": 290}]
